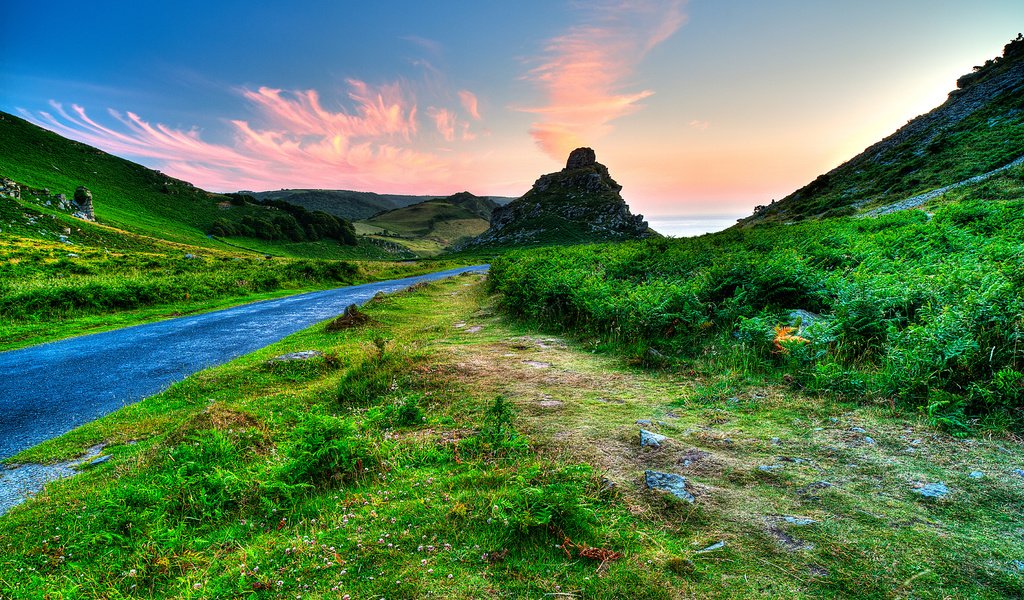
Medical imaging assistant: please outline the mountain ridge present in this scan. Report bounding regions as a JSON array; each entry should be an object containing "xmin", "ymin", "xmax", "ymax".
[{"xmin": 740, "ymin": 35, "xmax": 1024, "ymax": 225}]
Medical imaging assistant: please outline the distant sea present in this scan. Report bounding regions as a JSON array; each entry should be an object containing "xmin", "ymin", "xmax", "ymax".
[{"xmin": 645, "ymin": 215, "xmax": 743, "ymax": 238}]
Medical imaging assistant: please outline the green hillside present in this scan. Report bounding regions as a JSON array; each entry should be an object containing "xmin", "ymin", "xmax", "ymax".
[
  {"xmin": 356, "ymin": 192, "xmax": 498, "ymax": 256},
  {"xmin": 742, "ymin": 35, "xmax": 1024, "ymax": 225},
  {"xmin": 245, "ymin": 188, "xmax": 516, "ymax": 222},
  {"xmin": 0, "ymin": 112, "xmax": 240, "ymax": 247},
  {"xmin": 0, "ymin": 113, "xmax": 410, "ymax": 260}
]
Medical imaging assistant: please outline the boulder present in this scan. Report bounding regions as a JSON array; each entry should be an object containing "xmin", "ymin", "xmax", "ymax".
[
  {"xmin": 73, "ymin": 186, "xmax": 95, "ymax": 221},
  {"xmin": 640, "ymin": 429, "xmax": 667, "ymax": 448},
  {"xmin": 565, "ymin": 147, "xmax": 597, "ymax": 169},
  {"xmin": 644, "ymin": 470, "xmax": 695, "ymax": 502}
]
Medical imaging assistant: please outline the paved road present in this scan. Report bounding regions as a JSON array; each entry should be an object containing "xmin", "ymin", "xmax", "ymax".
[{"xmin": 0, "ymin": 265, "xmax": 487, "ymax": 460}]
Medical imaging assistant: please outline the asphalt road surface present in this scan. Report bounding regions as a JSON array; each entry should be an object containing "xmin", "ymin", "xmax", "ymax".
[{"xmin": 0, "ymin": 265, "xmax": 487, "ymax": 460}]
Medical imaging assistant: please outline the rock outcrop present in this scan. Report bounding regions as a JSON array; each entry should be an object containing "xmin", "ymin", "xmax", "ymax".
[
  {"xmin": 461, "ymin": 147, "xmax": 653, "ymax": 248},
  {"xmin": 73, "ymin": 186, "xmax": 95, "ymax": 221}
]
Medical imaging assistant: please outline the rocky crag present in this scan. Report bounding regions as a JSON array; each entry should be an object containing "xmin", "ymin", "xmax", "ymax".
[{"xmin": 462, "ymin": 148, "xmax": 653, "ymax": 248}]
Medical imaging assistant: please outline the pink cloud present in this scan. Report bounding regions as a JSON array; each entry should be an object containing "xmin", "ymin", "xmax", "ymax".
[
  {"xmin": 428, "ymin": 107, "xmax": 457, "ymax": 141},
  {"xmin": 22, "ymin": 80, "xmax": 498, "ymax": 194},
  {"xmin": 521, "ymin": 0, "xmax": 687, "ymax": 159},
  {"xmin": 458, "ymin": 90, "xmax": 481, "ymax": 120}
]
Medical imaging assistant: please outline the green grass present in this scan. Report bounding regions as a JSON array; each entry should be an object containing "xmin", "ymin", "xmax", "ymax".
[
  {"xmin": 489, "ymin": 197, "xmax": 1024, "ymax": 433},
  {"xmin": 0, "ymin": 224, "xmax": 469, "ymax": 350},
  {"xmin": 2, "ymin": 275, "xmax": 1020, "ymax": 598}
]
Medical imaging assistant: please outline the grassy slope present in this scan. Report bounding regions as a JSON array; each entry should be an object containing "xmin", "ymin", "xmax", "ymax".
[
  {"xmin": 0, "ymin": 112, "xmax": 234, "ymax": 247},
  {"xmin": 489, "ymin": 195, "xmax": 1024, "ymax": 431},
  {"xmin": 357, "ymin": 198, "xmax": 492, "ymax": 257},
  {"xmin": 0, "ymin": 112, "xmax": 392, "ymax": 261},
  {"xmin": 1, "ymin": 275, "xmax": 1020, "ymax": 598},
  {"xmin": 743, "ymin": 41, "xmax": 1024, "ymax": 224}
]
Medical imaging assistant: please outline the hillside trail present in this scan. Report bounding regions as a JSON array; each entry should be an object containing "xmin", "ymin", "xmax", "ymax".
[
  {"xmin": 860, "ymin": 153, "xmax": 1024, "ymax": 217},
  {"xmin": 434, "ymin": 277, "xmax": 1024, "ymax": 576}
]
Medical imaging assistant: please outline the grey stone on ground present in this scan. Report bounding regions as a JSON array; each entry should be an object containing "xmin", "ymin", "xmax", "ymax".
[
  {"xmin": 1013, "ymin": 468, "xmax": 1024, "ymax": 478},
  {"xmin": 269, "ymin": 350, "xmax": 323, "ymax": 362},
  {"xmin": 89, "ymin": 455, "xmax": 112, "ymax": 466},
  {"xmin": 645, "ymin": 470, "xmax": 695, "ymax": 502},
  {"xmin": 696, "ymin": 541, "xmax": 725, "ymax": 553},
  {"xmin": 850, "ymin": 426, "xmax": 867, "ymax": 433},
  {"xmin": 636, "ymin": 419, "xmax": 652, "ymax": 426},
  {"xmin": 913, "ymin": 482, "xmax": 950, "ymax": 498},
  {"xmin": 783, "ymin": 516, "xmax": 817, "ymax": 526},
  {"xmin": 1011, "ymin": 560, "xmax": 1024, "ymax": 571},
  {"xmin": 465, "ymin": 325, "xmax": 483, "ymax": 333},
  {"xmin": 640, "ymin": 429, "xmax": 667, "ymax": 448},
  {"xmin": 758, "ymin": 465, "xmax": 782, "ymax": 472},
  {"xmin": 969, "ymin": 471, "xmax": 984, "ymax": 479},
  {"xmin": 523, "ymin": 360, "xmax": 550, "ymax": 369}
]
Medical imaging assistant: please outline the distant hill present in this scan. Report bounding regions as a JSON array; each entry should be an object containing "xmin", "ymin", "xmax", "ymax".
[
  {"xmin": 740, "ymin": 35, "xmax": 1024, "ymax": 225},
  {"xmin": 459, "ymin": 147, "xmax": 655, "ymax": 249},
  {"xmin": 356, "ymin": 192, "xmax": 499, "ymax": 256},
  {"xmin": 244, "ymin": 188, "xmax": 514, "ymax": 222}
]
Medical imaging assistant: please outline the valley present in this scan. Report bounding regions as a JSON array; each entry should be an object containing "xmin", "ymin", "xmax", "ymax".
[{"xmin": 1, "ymin": 27, "xmax": 1023, "ymax": 600}]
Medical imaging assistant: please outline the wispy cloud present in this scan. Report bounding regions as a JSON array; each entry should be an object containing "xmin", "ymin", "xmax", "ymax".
[
  {"xmin": 459, "ymin": 90, "xmax": 481, "ymax": 120},
  {"xmin": 23, "ymin": 78, "xmax": 488, "ymax": 193},
  {"xmin": 428, "ymin": 107, "xmax": 457, "ymax": 141},
  {"xmin": 688, "ymin": 119, "xmax": 709, "ymax": 130},
  {"xmin": 521, "ymin": 0, "xmax": 687, "ymax": 159}
]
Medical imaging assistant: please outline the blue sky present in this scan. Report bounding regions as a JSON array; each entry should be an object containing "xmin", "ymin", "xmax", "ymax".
[{"xmin": 3, "ymin": 1, "xmax": 1022, "ymax": 221}]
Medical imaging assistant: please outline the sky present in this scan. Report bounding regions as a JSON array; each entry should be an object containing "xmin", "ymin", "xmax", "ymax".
[{"xmin": 2, "ymin": 1, "xmax": 1023, "ymax": 227}]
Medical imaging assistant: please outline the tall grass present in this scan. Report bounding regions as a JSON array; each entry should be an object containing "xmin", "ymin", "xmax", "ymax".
[{"xmin": 490, "ymin": 199, "xmax": 1024, "ymax": 431}]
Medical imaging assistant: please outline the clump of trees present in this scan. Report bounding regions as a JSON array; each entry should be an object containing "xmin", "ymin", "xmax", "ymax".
[{"xmin": 209, "ymin": 198, "xmax": 357, "ymax": 245}]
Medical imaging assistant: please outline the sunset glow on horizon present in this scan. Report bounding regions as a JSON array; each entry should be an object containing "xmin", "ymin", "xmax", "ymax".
[{"xmin": 3, "ymin": 1, "xmax": 1022, "ymax": 224}]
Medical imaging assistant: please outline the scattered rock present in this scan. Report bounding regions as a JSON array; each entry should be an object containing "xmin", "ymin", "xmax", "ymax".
[
  {"xmin": 644, "ymin": 470, "xmax": 695, "ymax": 502},
  {"xmin": 640, "ymin": 429, "xmax": 667, "ymax": 448},
  {"xmin": 1011, "ymin": 560, "xmax": 1024, "ymax": 571},
  {"xmin": 782, "ymin": 516, "xmax": 817, "ymax": 526},
  {"xmin": 864, "ymin": 436, "xmax": 876, "ymax": 445},
  {"xmin": 183, "ymin": 253, "xmax": 196, "ymax": 259},
  {"xmin": 809, "ymin": 565, "xmax": 830, "ymax": 577},
  {"xmin": 758, "ymin": 465, "xmax": 783, "ymax": 472},
  {"xmin": 850, "ymin": 427, "xmax": 867, "ymax": 433},
  {"xmin": 326, "ymin": 304, "xmax": 373, "ymax": 331},
  {"xmin": 537, "ymin": 399, "xmax": 563, "ymax": 408},
  {"xmin": 969, "ymin": 471, "xmax": 985, "ymax": 479},
  {"xmin": 913, "ymin": 482, "xmax": 950, "ymax": 499},
  {"xmin": 696, "ymin": 541, "xmax": 725, "ymax": 553},
  {"xmin": 465, "ymin": 325, "xmax": 483, "ymax": 333},
  {"xmin": 269, "ymin": 350, "xmax": 323, "ymax": 362},
  {"xmin": 770, "ymin": 437, "xmax": 781, "ymax": 445},
  {"xmin": 89, "ymin": 455, "xmax": 112, "ymax": 466},
  {"xmin": 1013, "ymin": 469, "xmax": 1024, "ymax": 478},
  {"xmin": 595, "ymin": 397, "xmax": 625, "ymax": 404},
  {"xmin": 523, "ymin": 360, "xmax": 551, "ymax": 369},
  {"xmin": 453, "ymin": 322, "xmax": 466, "ymax": 329},
  {"xmin": 636, "ymin": 419, "xmax": 653, "ymax": 426}
]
